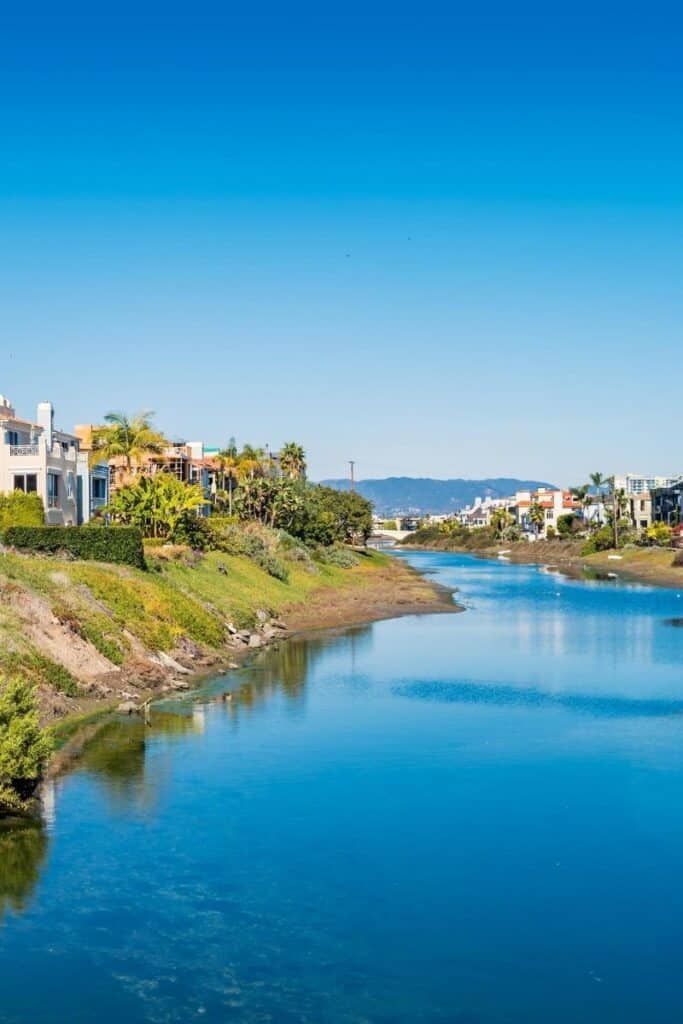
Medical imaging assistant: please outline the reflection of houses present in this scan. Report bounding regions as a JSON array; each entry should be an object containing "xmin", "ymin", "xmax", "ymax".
[
  {"xmin": 514, "ymin": 488, "xmax": 579, "ymax": 539},
  {"xmin": 0, "ymin": 395, "xmax": 79, "ymax": 525}
]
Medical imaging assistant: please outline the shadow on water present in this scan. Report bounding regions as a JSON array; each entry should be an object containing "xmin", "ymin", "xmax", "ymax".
[
  {"xmin": 0, "ymin": 818, "xmax": 48, "ymax": 922},
  {"xmin": 210, "ymin": 626, "xmax": 373, "ymax": 720},
  {"xmin": 394, "ymin": 679, "xmax": 683, "ymax": 718}
]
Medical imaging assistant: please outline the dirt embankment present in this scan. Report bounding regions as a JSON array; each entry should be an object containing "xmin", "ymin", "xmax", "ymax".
[{"xmin": 2, "ymin": 551, "xmax": 459, "ymax": 728}]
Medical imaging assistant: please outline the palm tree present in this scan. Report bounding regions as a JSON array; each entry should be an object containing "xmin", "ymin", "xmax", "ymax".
[
  {"xmin": 215, "ymin": 438, "xmax": 240, "ymax": 515},
  {"xmin": 490, "ymin": 507, "xmax": 514, "ymax": 537},
  {"xmin": 237, "ymin": 444, "xmax": 265, "ymax": 482},
  {"xmin": 571, "ymin": 484, "xmax": 592, "ymax": 528},
  {"xmin": 279, "ymin": 442, "xmax": 307, "ymax": 481},
  {"xmin": 527, "ymin": 501, "xmax": 545, "ymax": 539},
  {"xmin": 90, "ymin": 411, "xmax": 167, "ymax": 486}
]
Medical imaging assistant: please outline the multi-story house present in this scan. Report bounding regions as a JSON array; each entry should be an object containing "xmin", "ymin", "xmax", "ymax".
[
  {"xmin": 0, "ymin": 395, "xmax": 79, "ymax": 525},
  {"xmin": 513, "ymin": 487, "xmax": 580, "ymax": 538},
  {"xmin": 650, "ymin": 480, "xmax": 683, "ymax": 526},
  {"xmin": 613, "ymin": 473, "xmax": 680, "ymax": 496}
]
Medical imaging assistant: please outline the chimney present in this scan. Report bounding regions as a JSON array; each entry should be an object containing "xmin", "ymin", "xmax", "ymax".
[{"xmin": 37, "ymin": 401, "xmax": 54, "ymax": 448}]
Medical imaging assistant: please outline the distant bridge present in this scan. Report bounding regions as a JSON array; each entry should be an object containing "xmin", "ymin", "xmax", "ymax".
[{"xmin": 368, "ymin": 529, "xmax": 412, "ymax": 548}]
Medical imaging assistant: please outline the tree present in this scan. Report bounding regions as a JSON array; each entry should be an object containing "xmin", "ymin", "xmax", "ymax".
[
  {"xmin": 527, "ymin": 501, "xmax": 545, "ymax": 538},
  {"xmin": 279, "ymin": 442, "xmax": 307, "ymax": 481},
  {"xmin": 0, "ymin": 677, "xmax": 53, "ymax": 813},
  {"xmin": 90, "ymin": 411, "xmax": 167, "ymax": 485},
  {"xmin": 106, "ymin": 474, "xmax": 206, "ymax": 542},
  {"xmin": 490, "ymin": 508, "xmax": 515, "ymax": 537},
  {"xmin": 556, "ymin": 513, "xmax": 576, "ymax": 538},
  {"xmin": 215, "ymin": 439, "xmax": 240, "ymax": 515}
]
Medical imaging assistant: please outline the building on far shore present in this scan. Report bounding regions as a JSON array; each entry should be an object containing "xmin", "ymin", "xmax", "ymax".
[
  {"xmin": 651, "ymin": 480, "xmax": 683, "ymax": 526},
  {"xmin": 513, "ymin": 488, "xmax": 580, "ymax": 539},
  {"xmin": 613, "ymin": 473, "xmax": 680, "ymax": 495},
  {"xmin": 0, "ymin": 394, "xmax": 79, "ymax": 526}
]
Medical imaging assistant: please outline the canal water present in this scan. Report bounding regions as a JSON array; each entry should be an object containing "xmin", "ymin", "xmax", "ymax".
[{"xmin": 2, "ymin": 550, "xmax": 683, "ymax": 1023}]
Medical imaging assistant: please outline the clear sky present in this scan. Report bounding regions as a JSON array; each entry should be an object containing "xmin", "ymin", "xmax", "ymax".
[{"xmin": 1, "ymin": 3, "xmax": 682, "ymax": 483}]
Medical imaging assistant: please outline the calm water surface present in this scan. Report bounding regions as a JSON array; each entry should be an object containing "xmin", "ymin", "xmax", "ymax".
[{"xmin": 3, "ymin": 551, "xmax": 683, "ymax": 1023}]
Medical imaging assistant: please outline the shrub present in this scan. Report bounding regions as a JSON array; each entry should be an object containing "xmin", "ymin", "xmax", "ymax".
[
  {"xmin": 0, "ymin": 492, "xmax": 45, "ymax": 533},
  {"xmin": 207, "ymin": 522, "xmax": 289, "ymax": 581},
  {"xmin": 321, "ymin": 545, "xmax": 360, "ymax": 568},
  {"xmin": 581, "ymin": 525, "xmax": 615, "ymax": 554},
  {"xmin": 0, "ymin": 676, "xmax": 53, "ymax": 813},
  {"xmin": 3, "ymin": 526, "xmax": 146, "ymax": 569},
  {"xmin": 646, "ymin": 523, "xmax": 673, "ymax": 547},
  {"xmin": 556, "ymin": 514, "xmax": 576, "ymax": 538}
]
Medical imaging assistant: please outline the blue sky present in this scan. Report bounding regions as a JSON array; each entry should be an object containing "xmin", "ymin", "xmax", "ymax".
[{"xmin": 1, "ymin": 3, "xmax": 682, "ymax": 482}]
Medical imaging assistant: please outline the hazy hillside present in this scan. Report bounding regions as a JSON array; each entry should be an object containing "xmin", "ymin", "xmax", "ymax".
[{"xmin": 320, "ymin": 477, "xmax": 557, "ymax": 516}]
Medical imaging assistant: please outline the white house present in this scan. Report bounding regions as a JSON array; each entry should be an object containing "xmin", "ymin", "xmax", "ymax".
[{"xmin": 0, "ymin": 395, "xmax": 80, "ymax": 525}]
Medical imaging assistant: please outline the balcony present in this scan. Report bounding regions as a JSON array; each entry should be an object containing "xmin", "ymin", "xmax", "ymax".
[{"xmin": 9, "ymin": 444, "xmax": 39, "ymax": 457}]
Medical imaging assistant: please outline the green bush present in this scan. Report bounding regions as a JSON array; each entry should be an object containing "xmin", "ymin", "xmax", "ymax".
[
  {"xmin": 0, "ymin": 676, "xmax": 53, "ymax": 813},
  {"xmin": 207, "ymin": 521, "xmax": 289, "ymax": 581},
  {"xmin": 0, "ymin": 492, "xmax": 45, "ymax": 533},
  {"xmin": 581, "ymin": 525, "xmax": 615, "ymax": 554},
  {"xmin": 320, "ymin": 545, "xmax": 360, "ymax": 568},
  {"xmin": 3, "ymin": 526, "xmax": 146, "ymax": 569}
]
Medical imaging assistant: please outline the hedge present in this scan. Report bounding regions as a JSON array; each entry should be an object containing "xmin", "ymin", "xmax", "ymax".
[{"xmin": 2, "ymin": 526, "xmax": 146, "ymax": 569}]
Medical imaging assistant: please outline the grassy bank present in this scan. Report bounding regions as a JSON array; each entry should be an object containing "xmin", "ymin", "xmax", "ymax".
[{"xmin": 0, "ymin": 539, "xmax": 455, "ymax": 724}]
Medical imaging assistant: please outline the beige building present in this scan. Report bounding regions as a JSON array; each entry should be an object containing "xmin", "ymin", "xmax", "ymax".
[{"xmin": 0, "ymin": 395, "xmax": 79, "ymax": 525}]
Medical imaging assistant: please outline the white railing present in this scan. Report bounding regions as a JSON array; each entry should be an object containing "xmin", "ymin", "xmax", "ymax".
[{"xmin": 9, "ymin": 444, "xmax": 39, "ymax": 457}]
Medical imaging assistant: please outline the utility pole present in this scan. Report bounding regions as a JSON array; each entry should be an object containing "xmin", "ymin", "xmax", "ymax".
[{"xmin": 349, "ymin": 460, "xmax": 355, "ymax": 491}]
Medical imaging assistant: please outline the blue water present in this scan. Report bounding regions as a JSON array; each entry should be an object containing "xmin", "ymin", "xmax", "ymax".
[{"xmin": 3, "ymin": 551, "xmax": 683, "ymax": 1022}]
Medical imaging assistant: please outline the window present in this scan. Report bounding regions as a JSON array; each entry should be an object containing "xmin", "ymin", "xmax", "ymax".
[
  {"xmin": 13, "ymin": 474, "xmax": 38, "ymax": 493},
  {"xmin": 546, "ymin": 510, "xmax": 554, "ymax": 520},
  {"xmin": 92, "ymin": 477, "xmax": 107, "ymax": 500},
  {"xmin": 6, "ymin": 430, "xmax": 19, "ymax": 446},
  {"xmin": 47, "ymin": 473, "xmax": 60, "ymax": 508}
]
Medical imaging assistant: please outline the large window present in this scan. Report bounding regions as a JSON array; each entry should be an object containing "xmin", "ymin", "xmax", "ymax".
[
  {"xmin": 13, "ymin": 474, "xmax": 38, "ymax": 493},
  {"xmin": 47, "ymin": 473, "xmax": 60, "ymax": 508},
  {"xmin": 92, "ymin": 477, "xmax": 107, "ymax": 500}
]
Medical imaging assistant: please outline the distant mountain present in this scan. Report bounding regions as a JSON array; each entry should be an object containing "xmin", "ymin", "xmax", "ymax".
[{"xmin": 319, "ymin": 477, "xmax": 557, "ymax": 516}]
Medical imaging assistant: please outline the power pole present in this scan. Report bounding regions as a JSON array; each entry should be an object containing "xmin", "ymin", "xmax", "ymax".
[{"xmin": 349, "ymin": 460, "xmax": 355, "ymax": 491}]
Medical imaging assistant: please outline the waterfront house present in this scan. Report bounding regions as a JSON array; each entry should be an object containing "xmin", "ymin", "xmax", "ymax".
[
  {"xmin": 513, "ymin": 488, "xmax": 580, "ymax": 539},
  {"xmin": 0, "ymin": 395, "xmax": 79, "ymax": 525},
  {"xmin": 651, "ymin": 480, "xmax": 683, "ymax": 526}
]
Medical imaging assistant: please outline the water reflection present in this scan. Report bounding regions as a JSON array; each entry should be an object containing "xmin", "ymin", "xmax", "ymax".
[
  {"xmin": 394, "ymin": 679, "xmax": 683, "ymax": 718},
  {"xmin": 0, "ymin": 818, "xmax": 48, "ymax": 920},
  {"xmin": 214, "ymin": 626, "xmax": 373, "ymax": 720}
]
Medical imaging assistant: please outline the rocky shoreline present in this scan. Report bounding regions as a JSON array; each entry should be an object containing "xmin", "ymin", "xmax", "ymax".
[{"xmin": 52, "ymin": 554, "xmax": 461, "ymax": 732}]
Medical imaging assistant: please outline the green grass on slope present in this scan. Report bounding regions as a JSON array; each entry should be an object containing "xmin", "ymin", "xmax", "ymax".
[{"xmin": 0, "ymin": 548, "xmax": 391, "ymax": 673}]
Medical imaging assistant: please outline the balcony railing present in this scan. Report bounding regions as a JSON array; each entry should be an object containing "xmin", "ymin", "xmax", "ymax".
[{"xmin": 9, "ymin": 444, "xmax": 39, "ymax": 457}]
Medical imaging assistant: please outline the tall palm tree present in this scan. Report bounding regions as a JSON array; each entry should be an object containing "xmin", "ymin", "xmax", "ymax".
[
  {"xmin": 279, "ymin": 442, "xmax": 307, "ymax": 481},
  {"xmin": 215, "ymin": 439, "xmax": 240, "ymax": 515},
  {"xmin": 90, "ymin": 411, "xmax": 167, "ymax": 485},
  {"xmin": 527, "ymin": 501, "xmax": 545, "ymax": 539}
]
